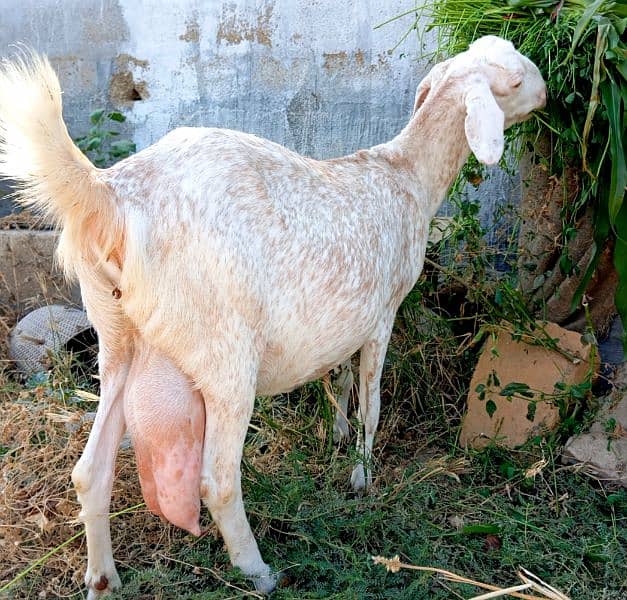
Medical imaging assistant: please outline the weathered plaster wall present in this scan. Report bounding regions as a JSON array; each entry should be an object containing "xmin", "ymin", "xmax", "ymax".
[
  {"xmin": 0, "ymin": 0, "xmax": 423, "ymax": 156},
  {"xmin": 0, "ymin": 0, "xmax": 518, "ymax": 228}
]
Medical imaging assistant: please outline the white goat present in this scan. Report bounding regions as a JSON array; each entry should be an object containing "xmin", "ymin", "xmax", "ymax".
[{"xmin": 0, "ymin": 36, "xmax": 545, "ymax": 596}]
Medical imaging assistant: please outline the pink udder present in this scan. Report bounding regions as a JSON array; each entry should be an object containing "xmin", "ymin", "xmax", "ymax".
[{"xmin": 124, "ymin": 342, "xmax": 205, "ymax": 535}]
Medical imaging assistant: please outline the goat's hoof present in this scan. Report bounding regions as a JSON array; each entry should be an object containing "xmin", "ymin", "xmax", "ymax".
[
  {"xmin": 85, "ymin": 568, "xmax": 121, "ymax": 598},
  {"xmin": 251, "ymin": 571, "xmax": 280, "ymax": 594},
  {"xmin": 350, "ymin": 464, "xmax": 372, "ymax": 492}
]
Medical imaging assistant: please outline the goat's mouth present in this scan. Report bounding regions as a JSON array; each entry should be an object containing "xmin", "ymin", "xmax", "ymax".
[{"xmin": 506, "ymin": 107, "xmax": 542, "ymax": 127}]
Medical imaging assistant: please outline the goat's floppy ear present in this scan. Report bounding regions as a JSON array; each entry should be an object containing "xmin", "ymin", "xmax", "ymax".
[{"xmin": 464, "ymin": 77, "xmax": 505, "ymax": 165}]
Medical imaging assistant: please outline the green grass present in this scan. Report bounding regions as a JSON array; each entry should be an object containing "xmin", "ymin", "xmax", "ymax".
[{"xmin": 105, "ymin": 440, "xmax": 626, "ymax": 599}]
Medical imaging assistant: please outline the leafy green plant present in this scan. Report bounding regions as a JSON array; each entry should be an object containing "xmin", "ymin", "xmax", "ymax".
[
  {"xmin": 75, "ymin": 109, "xmax": 136, "ymax": 167},
  {"xmin": 383, "ymin": 0, "xmax": 626, "ymax": 349}
]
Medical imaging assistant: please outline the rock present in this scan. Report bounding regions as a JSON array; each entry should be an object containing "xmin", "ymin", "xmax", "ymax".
[
  {"xmin": 460, "ymin": 322, "xmax": 594, "ymax": 449},
  {"xmin": 562, "ymin": 435, "xmax": 627, "ymax": 485},
  {"xmin": 562, "ymin": 363, "xmax": 627, "ymax": 486},
  {"xmin": 517, "ymin": 135, "xmax": 617, "ymax": 334}
]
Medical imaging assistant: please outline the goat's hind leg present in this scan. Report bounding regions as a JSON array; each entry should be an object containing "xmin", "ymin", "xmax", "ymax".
[
  {"xmin": 71, "ymin": 348, "xmax": 129, "ymax": 598},
  {"xmin": 199, "ymin": 378, "xmax": 277, "ymax": 593}
]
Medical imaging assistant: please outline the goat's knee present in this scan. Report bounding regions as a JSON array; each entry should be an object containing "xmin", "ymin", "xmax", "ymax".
[
  {"xmin": 71, "ymin": 460, "xmax": 90, "ymax": 496},
  {"xmin": 200, "ymin": 474, "xmax": 239, "ymax": 512}
]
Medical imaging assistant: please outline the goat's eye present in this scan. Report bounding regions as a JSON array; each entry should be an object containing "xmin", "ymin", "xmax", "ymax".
[{"xmin": 513, "ymin": 81, "xmax": 522, "ymax": 89}]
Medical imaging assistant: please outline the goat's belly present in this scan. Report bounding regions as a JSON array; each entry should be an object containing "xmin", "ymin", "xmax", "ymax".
[
  {"xmin": 256, "ymin": 331, "xmax": 365, "ymax": 397},
  {"xmin": 256, "ymin": 359, "xmax": 337, "ymax": 397},
  {"xmin": 255, "ymin": 288, "xmax": 386, "ymax": 395}
]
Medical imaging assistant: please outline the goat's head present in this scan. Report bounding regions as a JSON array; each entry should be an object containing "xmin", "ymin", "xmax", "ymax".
[{"xmin": 413, "ymin": 36, "xmax": 546, "ymax": 165}]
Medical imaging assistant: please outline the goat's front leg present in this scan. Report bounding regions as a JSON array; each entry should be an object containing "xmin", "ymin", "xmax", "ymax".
[
  {"xmin": 71, "ymin": 350, "xmax": 129, "ymax": 598},
  {"xmin": 199, "ymin": 379, "xmax": 276, "ymax": 593},
  {"xmin": 350, "ymin": 322, "xmax": 393, "ymax": 491}
]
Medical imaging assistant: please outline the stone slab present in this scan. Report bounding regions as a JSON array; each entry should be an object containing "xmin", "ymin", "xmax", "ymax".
[{"xmin": 460, "ymin": 322, "xmax": 593, "ymax": 449}]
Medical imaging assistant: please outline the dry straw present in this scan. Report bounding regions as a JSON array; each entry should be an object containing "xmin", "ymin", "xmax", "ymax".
[
  {"xmin": 372, "ymin": 555, "xmax": 570, "ymax": 600},
  {"xmin": 0, "ymin": 388, "xmax": 194, "ymax": 598}
]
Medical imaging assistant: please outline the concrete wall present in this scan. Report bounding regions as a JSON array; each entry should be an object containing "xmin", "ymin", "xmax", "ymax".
[
  {"xmin": 0, "ymin": 0, "xmax": 423, "ymax": 156},
  {"xmin": 0, "ymin": 0, "xmax": 518, "ymax": 230}
]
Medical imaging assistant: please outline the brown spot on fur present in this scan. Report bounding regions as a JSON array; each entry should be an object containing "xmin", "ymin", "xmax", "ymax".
[
  {"xmin": 383, "ymin": 151, "xmax": 413, "ymax": 173},
  {"xmin": 94, "ymin": 575, "xmax": 109, "ymax": 591}
]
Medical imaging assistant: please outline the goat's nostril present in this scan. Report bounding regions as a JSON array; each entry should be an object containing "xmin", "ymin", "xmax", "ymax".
[{"xmin": 538, "ymin": 88, "xmax": 547, "ymax": 108}]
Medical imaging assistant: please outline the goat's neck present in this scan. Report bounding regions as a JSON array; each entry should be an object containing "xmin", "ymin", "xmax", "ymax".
[{"xmin": 384, "ymin": 95, "xmax": 471, "ymax": 218}]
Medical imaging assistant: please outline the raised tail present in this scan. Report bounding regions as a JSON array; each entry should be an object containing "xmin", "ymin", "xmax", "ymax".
[{"xmin": 0, "ymin": 50, "xmax": 118, "ymax": 275}]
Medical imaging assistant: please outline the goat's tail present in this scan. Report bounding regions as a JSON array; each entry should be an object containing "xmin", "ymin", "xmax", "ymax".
[{"xmin": 0, "ymin": 50, "xmax": 118, "ymax": 274}]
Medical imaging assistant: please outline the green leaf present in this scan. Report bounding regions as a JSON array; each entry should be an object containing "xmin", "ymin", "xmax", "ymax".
[
  {"xmin": 600, "ymin": 79, "xmax": 626, "ymax": 223},
  {"xmin": 499, "ymin": 382, "xmax": 534, "ymax": 398},
  {"xmin": 499, "ymin": 462, "xmax": 517, "ymax": 480},
  {"xmin": 559, "ymin": 253, "xmax": 574, "ymax": 275},
  {"xmin": 109, "ymin": 139, "xmax": 136, "ymax": 158},
  {"xmin": 471, "ymin": 327, "xmax": 487, "ymax": 346},
  {"xmin": 570, "ymin": 382, "xmax": 592, "ymax": 399},
  {"xmin": 607, "ymin": 492, "xmax": 626, "ymax": 506},
  {"xmin": 461, "ymin": 524, "xmax": 500, "ymax": 535},
  {"xmin": 612, "ymin": 203, "xmax": 627, "ymax": 354},
  {"xmin": 89, "ymin": 108, "xmax": 105, "ymax": 124},
  {"xmin": 494, "ymin": 288, "xmax": 503, "ymax": 306},
  {"xmin": 107, "ymin": 111, "xmax": 126, "ymax": 122},
  {"xmin": 85, "ymin": 137, "xmax": 102, "ymax": 151},
  {"xmin": 604, "ymin": 417, "xmax": 617, "ymax": 433},
  {"xmin": 570, "ymin": 0, "xmax": 607, "ymax": 55},
  {"xmin": 486, "ymin": 400, "xmax": 497, "ymax": 418},
  {"xmin": 572, "ymin": 199, "xmax": 611, "ymax": 311},
  {"xmin": 526, "ymin": 402, "xmax": 537, "ymax": 422}
]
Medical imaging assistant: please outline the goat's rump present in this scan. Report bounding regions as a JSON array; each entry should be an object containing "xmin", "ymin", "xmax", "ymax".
[{"xmin": 123, "ymin": 341, "xmax": 205, "ymax": 536}]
